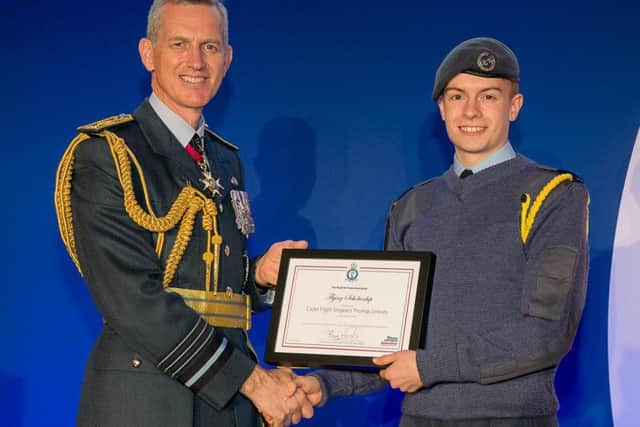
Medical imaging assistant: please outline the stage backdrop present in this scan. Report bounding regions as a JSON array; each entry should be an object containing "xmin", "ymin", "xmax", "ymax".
[{"xmin": 1, "ymin": 1, "xmax": 638, "ymax": 426}]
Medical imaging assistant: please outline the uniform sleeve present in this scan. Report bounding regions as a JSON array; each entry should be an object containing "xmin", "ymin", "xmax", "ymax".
[
  {"xmin": 71, "ymin": 138, "xmax": 255, "ymax": 409},
  {"xmin": 245, "ymin": 254, "xmax": 276, "ymax": 311},
  {"xmin": 311, "ymin": 369, "xmax": 387, "ymax": 403},
  {"xmin": 414, "ymin": 181, "xmax": 589, "ymax": 387}
]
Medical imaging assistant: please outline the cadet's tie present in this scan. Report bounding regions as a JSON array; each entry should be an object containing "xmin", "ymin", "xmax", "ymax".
[
  {"xmin": 460, "ymin": 169, "xmax": 473, "ymax": 179},
  {"xmin": 187, "ymin": 134, "xmax": 223, "ymax": 197}
]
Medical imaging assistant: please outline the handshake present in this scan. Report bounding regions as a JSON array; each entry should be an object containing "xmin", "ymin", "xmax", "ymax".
[
  {"xmin": 239, "ymin": 365, "xmax": 322, "ymax": 427},
  {"xmin": 238, "ymin": 350, "xmax": 422, "ymax": 426}
]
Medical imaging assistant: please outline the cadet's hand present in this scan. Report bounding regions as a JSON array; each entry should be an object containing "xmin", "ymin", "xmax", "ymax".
[
  {"xmin": 373, "ymin": 350, "xmax": 423, "ymax": 393},
  {"xmin": 255, "ymin": 240, "xmax": 308, "ymax": 286},
  {"xmin": 240, "ymin": 365, "xmax": 302, "ymax": 426},
  {"xmin": 271, "ymin": 368, "xmax": 314, "ymax": 421},
  {"xmin": 294, "ymin": 375, "xmax": 324, "ymax": 407}
]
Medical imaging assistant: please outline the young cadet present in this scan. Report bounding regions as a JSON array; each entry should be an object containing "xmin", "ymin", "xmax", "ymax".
[{"xmin": 295, "ymin": 37, "xmax": 589, "ymax": 427}]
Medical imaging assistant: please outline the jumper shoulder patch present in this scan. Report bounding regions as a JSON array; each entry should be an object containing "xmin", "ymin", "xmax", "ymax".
[
  {"xmin": 205, "ymin": 127, "xmax": 239, "ymax": 151},
  {"xmin": 385, "ymin": 177, "xmax": 436, "ymax": 249},
  {"xmin": 77, "ymin": 114, "xmax": 135, "ymax": 134},
  {"xmin": 391, "ymin": 177, "xmax": 436, "ymax": 208}
]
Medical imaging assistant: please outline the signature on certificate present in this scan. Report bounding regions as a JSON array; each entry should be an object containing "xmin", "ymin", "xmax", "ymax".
[{"xmin": 327, "ymin": 327, "xmax": 360, "ymax": 342}]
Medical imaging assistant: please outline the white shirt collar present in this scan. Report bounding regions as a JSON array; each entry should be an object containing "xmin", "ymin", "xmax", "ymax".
[{"xmin": 148, "ymin": 92, "xmax": 205, "ymax": 148}]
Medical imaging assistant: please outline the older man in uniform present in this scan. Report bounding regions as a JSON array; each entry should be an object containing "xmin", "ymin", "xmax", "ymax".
[
  {"xmin": 55, "ymin": 1, "xmax": 311, "ymax": 426},
  {"xmin": 296, "ymin": 37, "xmax": 590, "ymax": 427}
]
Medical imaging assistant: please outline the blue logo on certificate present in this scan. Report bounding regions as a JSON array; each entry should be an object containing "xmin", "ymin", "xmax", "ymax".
[{"xmin": 346, "ymin": 263, "xmax": 359, "ymax": 281}]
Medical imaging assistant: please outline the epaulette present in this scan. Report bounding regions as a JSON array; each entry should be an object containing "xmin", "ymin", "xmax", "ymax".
[
  {"xmin": 205, "ymin": 127, "xmax": 239, "ymax": 151},
  {"xmin": 385, "ymin": 177, "xmax": 436, "ymax": 248},
  {"xmin": 77, "ymin": 114, "xmax": 135, "ymax": 135},
  {"xmin": 536, "ymin": 165, "xmax": 584, "ymax": 183}
]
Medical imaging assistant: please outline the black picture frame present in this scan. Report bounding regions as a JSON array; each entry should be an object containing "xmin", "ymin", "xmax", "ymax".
[{"xmin": 264, "ymin": 249, "xmax": 435, "ymax": 368}]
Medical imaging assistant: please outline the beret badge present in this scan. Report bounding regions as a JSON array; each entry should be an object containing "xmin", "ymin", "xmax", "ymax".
[{"xmin": 477, "ymin": 52, "xmax": 496, "ymax": 72}]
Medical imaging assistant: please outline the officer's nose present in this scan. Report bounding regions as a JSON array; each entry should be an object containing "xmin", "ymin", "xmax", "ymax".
[{"xmin": 188, "ymin": 45, "xmax": 205, "ymax": 70}]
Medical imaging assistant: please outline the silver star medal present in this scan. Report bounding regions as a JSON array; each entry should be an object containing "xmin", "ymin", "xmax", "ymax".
[
  {"xmin": 230, "ymin": 190, "xmax": 255, "ymax": 236},
  {"xmin": 200, "ymin": 171, "xmax": 224, "ymax": 198}
]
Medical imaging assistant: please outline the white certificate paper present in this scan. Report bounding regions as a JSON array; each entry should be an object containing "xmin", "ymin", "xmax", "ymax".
[{"xmin": 266, "ymin": 250, "xmax": 434, "ymax": 367}]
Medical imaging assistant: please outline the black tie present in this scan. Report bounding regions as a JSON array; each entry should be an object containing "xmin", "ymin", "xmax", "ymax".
[
  {"xmin": 460, "ymin": 169, "xmax": 473, "ymax": 179},
  {"xmin": 187, "ymin": 134, "xmax": 210, "ymax": 173},
  {"xmin": 187, "ymin": 134, "xmax": 223, "ymax": 197}
]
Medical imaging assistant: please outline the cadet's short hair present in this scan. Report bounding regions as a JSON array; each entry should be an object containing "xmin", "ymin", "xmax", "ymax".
[
  {"xmin": 432, "ymin": 37, "xmax": 519, "ymax": 100},
  {"xmin": 146, "ymin": 0, "xmax": 229, "ymax": 46}
]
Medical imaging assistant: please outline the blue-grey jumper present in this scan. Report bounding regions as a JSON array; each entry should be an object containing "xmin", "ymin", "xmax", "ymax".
[{"xmin": 313, "ymin": 154, "xmax": 589, "ymax": 420}]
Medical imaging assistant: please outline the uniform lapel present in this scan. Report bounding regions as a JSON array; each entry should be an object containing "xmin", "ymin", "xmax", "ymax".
[{"xmin": 203, "ymin": 132, "xmax": 231, "ymax": 200}]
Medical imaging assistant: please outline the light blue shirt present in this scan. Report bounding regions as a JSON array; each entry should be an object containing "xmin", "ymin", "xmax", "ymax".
[
  {"xmin": 148, "ymin": 92, "xmax": 206, "ymax": 147},
  {"xmin": 453, "ymin": 142, "xmax": 516, "ymax": 177}
]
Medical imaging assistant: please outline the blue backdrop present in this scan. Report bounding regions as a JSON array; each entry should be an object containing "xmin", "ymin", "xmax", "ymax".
[{"xmin": 1, "ymin": 0, "xmax": 638, "ymax": 426}]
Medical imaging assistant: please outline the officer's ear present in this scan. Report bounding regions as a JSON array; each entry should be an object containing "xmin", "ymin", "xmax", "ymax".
[
  {"xmin": 223, "ymin": 44, "xmax": 233, "ymax": 75},
  {"xmin": 139, "ymin": 38, "xmax": 155, "ymax": 72}
]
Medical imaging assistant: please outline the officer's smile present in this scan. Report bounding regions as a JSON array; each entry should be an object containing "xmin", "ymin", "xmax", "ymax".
[{"xmin": 180, "ymin": 75, "xmax": 208, "ymax": 84}]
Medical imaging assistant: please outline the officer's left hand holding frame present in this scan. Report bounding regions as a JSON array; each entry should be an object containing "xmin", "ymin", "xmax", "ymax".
[{"xmin": 266, "ymin": 249, "xmax": 435, "ymax": 368}]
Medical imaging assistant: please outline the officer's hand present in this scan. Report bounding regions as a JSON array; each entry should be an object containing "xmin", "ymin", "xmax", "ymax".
[
  {"xmin": 255, "ymin": 240, "xmax": 308, "ymax": 286},
  {"xmin": 373, "ymin": 350, "xmax": 423, "ymax": 393},
  {"xmin": 240, "ymin": 365, "xmax": 302, "ymax": 426}
]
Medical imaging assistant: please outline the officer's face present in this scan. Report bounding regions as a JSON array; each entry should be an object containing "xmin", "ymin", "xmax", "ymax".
[
  {"xmin": 138, "ymin": 3, "xmax": 232, "ymax": 126},
  {"xmin": 438, "ymin": 73, "xmax": 523, "ymax": 167}
]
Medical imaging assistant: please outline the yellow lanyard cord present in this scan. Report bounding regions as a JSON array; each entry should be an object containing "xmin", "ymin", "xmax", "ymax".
[{"xmin": 520, "ymin": 173, "xmax": 573, "ymax": 244}]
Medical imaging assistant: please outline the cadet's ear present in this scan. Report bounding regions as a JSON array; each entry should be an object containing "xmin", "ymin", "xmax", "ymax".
[
  {"xmin": 139, "ymin": 38, "xmax": 155, "ymax": 72},
  {"xmin": 509, "ymin": 92, "xmax": 524, "ymax": 122},
  {"xmin": 437, "ymin": 96, "xmax": 446, "ymax": 121}
]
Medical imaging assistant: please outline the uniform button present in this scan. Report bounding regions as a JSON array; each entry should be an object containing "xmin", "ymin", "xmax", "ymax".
[
  {"xmin": 225, "ymin": 244, "xmax": 231, "ymax": 257},
  {"xmin": 219, "ymin": 204, "xmax": 224, "ymax": 213},
  {"xmin": 131, "ymin": 358, "xmax": 142, "ymax": 368}
]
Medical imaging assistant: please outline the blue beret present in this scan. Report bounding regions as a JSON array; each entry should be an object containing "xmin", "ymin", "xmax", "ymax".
[{"xmin": 432, "ymin": 37, "xmax": 520, "ymax": 100}]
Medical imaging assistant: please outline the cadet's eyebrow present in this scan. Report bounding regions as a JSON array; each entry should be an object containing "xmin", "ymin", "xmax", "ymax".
[{"xmin": 444, "ymin": 86, "xmax": 504, "ymax": 93}]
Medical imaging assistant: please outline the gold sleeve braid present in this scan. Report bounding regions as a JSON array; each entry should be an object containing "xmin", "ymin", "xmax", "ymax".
[{"xmin": 54, "ymin": 130, "xmax": 221, "ymax": 290}]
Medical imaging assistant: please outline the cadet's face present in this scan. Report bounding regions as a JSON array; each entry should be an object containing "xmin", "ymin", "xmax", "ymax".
[
  {"xmin": 438, "ymin": 73, "xmax": 523, "ymax": 167},
  {"xmin": 139, "ymin": 3, "xmax": 232, "ymax": 126}
]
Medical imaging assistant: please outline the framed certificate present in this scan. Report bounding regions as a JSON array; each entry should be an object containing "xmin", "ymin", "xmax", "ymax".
[{"xmin": 265, "ymin": 249, "xmax": 435, "ymax": 368}]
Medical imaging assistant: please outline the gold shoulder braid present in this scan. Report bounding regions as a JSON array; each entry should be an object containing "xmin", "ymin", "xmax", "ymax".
[
  {"xmin": 54, "ymin": 121, "xmax": 250, "ymax": 330},
  {"xmin": 519, "ymin": 173, "xmax": 573, "ymax": 244}
]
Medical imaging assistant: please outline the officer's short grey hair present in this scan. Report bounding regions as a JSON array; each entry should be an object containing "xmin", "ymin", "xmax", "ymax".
[
  {"xmin": 432, "ymin": 37, "xmax": 519, "ymax": 100},
  {"xmin": 146, "ymin": 0, "xmax": 229, "ymax": 46}
]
